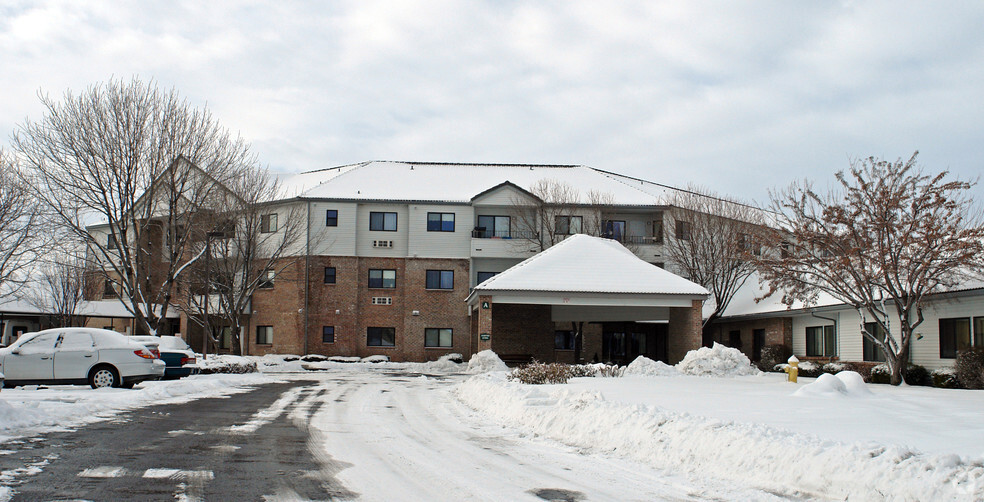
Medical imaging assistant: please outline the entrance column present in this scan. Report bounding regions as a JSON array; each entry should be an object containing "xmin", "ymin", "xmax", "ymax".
[
  {"xmin": 477, "ymin": 295, "xmax": 493, "ymax": 352},
  {"xmin": 668, "ymin": 299, "xmax": 703, "ymax": 364}
]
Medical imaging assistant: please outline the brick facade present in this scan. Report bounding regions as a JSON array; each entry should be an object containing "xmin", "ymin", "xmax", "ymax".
[
  {"xmin": 667, "ymin": 299, "xmax": 704, "ymax": 364},
  {"xmin": 710, "ymin": 317, "xmax": 793, "ymax": 361}
]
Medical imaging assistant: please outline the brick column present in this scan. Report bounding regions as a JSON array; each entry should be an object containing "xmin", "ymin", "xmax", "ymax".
[
  {"xmin": 477, "ymin": 295, "xmax": 493, "ymax": 352},
  {"xmin": 667, "ymin": 299, "xmax": 704, "ymax": 364}
]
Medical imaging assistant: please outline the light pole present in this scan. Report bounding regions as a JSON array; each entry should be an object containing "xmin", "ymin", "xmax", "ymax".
[{"xmin": 202, "ymin": 231, "xmax": 224, "ymax": 360}]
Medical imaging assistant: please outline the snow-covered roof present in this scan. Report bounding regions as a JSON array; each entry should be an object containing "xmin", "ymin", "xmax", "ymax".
[
  {"xmin": 275, "ymin": 161, "xmax": 677, "ymax": 205},
  {"xmin": 470, "ymin": 234, "xmax": 709, "ymax": 297},
  {"xmin": 0, "ymin": 298, "xmax": 179, "ymax": 319}
]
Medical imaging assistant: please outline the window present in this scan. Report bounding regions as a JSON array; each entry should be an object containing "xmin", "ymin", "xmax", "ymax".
[
  {"xmin": 261, "ymin": 214, "xmax": 278, "ymax": 233},
  {"xmin": 863, "ymin": 322, "xmax": 888, "ymax": 362},
  {"xmin": 325, "ymin": 209, "xmax": 338, "ymax": 227},
  {"xmin": 739, "ymin": 233, "xmax": 761, "ymax": 256},
  {"xmin": 555, "ymin": 215, "xmax": 582, "ymax": 235},
  {"xmin": 780, "ymin": 241, "xmax": 791, "ymax": 258},
  {"xmin": 427, "ymin": 212, "xmax": 455, "ymax": 232},
  {"xmin": 258, "ymin": 269, "xmax": 275, "ymax": 289},
  {"xmin": 220, "ymin": 327, "xmax": 233, "ymax": 350},
  {"xmin": 652, "ymin": 213, "xmax": 664, "ymax": 244},
  {"xmin": 940, "ymin": 317, "xmax": 972, "ymax": 359},
  {"xmin": 976, "ymin": 317, "xmax": 984, "ymax": 348},
  {"xmin": 476, "ymin": 215, "xmax": 510, "ymax": 238},
  {"xmin": 368, "ymin": 269, "xmax": 396, "ymax": 288},
  {"xmin": 425, "ymin": 328, "xmax": 453, "ymax": 348},
  {"xmin": 324, "ymin": 266, "xmax": 336, "ymax": 284},
  {"xmin": 256, "ymin": 326, "xmax": 273, "ymax": 345},
  {"xmin": 367, "ymin": 327, "xmax": 395, "ymax": 347},
  {"xmin": 477, "ymin": 271, "xmax": 498, "ymax": 284},
  {"xmin": 805, "ymin": 325, "xmax": 836, "ymax": 357},
  {"xmin": 58, "ymin": 332, "xmax": 94, "ymax": 350},
  {"xmin": 107, "ymin": 234, "xmax": 118, "ymax": 250},
  {"xmin": 653, "ymin": 262, "xmax": 665, "ymax": 269},
  {"xmin": 425, "ymin": 270, "xmax": 454, "ymax": 290},
  {"xmin": 602, "ymin": 220, "xmax": 626, "ymax": 241},
  {"xmin": 103, "ymin": 280, "xmax": 117, "ymax": 298},
  {"xmin": 369, "ymin": 212, "xmax": 397, "ymax": 231},
  {"xmin": 675, "ymin": 220, "xmax": 692, "ymax": 241},
  {"xmin": 555, "ymin": 330, "xmax": 575, "ymax": 350},
  {"xmin": 322, "ymin": 326, "xmax": 335, "ymax": 344},
  {"xmin": 728, "ymin": 330, "xmax": 742, "ymax": 349}
]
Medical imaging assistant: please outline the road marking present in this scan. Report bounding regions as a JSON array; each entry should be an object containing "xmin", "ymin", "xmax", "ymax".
[
  {"xmin": 143, "ymin": 468, "xmax": 182, "ymax": 479},
  {"xmin": 78, "ymin": 466, "xmax": 126, "ymax": 478}
]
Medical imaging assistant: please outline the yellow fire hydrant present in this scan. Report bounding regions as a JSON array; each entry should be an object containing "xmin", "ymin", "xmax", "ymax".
[{"xmin": 784, "ymin": 355, "xmax": 799, "ymax": 383}]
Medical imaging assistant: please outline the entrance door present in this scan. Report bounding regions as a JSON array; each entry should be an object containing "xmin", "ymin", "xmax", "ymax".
[{"xmin": 753, "ymin": 329, "xmax": 766, "ymax": 362}]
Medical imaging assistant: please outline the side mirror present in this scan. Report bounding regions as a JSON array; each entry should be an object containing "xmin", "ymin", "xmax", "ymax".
[{"xmin": 10, "ymin": 348, "xmax": 20, "ymax": 355}]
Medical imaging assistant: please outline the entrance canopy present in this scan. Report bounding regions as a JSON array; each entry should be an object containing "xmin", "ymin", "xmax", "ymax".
[{"xmin": 465, "ymin": 234, "xmax": 708, "ymax": 322}]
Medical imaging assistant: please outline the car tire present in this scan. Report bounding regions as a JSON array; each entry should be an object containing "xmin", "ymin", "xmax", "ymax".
[{"xmin": 89, "ymin": 366, "xmax": 120, "ymax": 389}]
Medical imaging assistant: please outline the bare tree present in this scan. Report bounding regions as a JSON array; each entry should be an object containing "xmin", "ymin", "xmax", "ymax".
[
  {"xmin": 28, "ymin": 253, "xmax": 89, "ymax": 328},
  {"xmin": 0, "ymin": 150, "xmax": 46, "ymax": 298},
  {"xmin": 663, "ymin": 185, "xmax": 766, "ymax": 344},
  {"xmin": 756, "ymin": 153, "xmax": 984, "ymax": 385},
  {"xmin": 13, "ymin": 78, "xmax": 259, "ymax": 335},
  {"xmin": 510, "ymin": 179, "xmax": 586, "ymax": 251},
  {"xmin": 177, "ymin": 170, "xmax": 306, "ymax": 355}
]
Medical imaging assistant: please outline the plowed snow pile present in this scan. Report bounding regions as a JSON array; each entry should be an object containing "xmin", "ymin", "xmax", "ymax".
[
  {"xmin": 794, "ymin": 371, "xmax": 873, "ymax": 398},
  {"xmin": 623, "ymin": 356, "xmax": 679, "ymax": 377},
  {"xmin": 467, "ymin": 350, "xmax": 509, "ymax": 373},
  {"xmin": 676, "ymin": 343, "xmax": 760, "ymax": 377}
]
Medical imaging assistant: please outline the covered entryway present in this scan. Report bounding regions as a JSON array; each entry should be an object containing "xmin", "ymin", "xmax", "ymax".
[{"xmin": 465, "ymin": 235, "xmax": 708, "ymax": 364}]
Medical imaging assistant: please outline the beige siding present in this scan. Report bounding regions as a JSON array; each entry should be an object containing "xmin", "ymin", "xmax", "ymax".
[
  {"xmin": 407, "ymin": 204, "xmax": 473, "ymax": 258},
  {"xmin": 472, "ymin": 185, "xmax": 533, "ymax": 206},
  {"xmin": 309, "ymin": 202, "xmax": 358, "ymax": 255},
  {"xmin": 355, "ymin": 203, "xmax": 409, "ymax": 257}
]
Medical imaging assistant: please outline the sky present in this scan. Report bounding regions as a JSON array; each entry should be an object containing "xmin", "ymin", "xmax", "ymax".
[{"xmin": 0, "ymin": 0, "xmax": 982, "ymax": 205}]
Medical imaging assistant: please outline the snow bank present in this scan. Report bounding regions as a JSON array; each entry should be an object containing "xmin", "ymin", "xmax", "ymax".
[
  {"xmin": 418, "ymin": 353, "xmax": 464, "ymax": 373},
  {"xmin": 623, "ymin": 356, "xmax": 679, "ymax": 377},
  {"xmin": 677, "ymin": 343, "xmax": 760, "ymax": 377},
  {"xmin": 455, "ymin": 374, "xmax": 984, "ymax": 501},
  {"xmin": 466, "ymin": 350, "xmax": 508, "ymax": 373},
  {"xmin": 198, "ymin": 354, "xmax": 258, "ymax": 374},
  {"xmin": 794, "ymin": 372, "xmax": 873, "ymax": 398},
  {"xmin": 0, "ymin": 373, "xmax": 275, "ymax": 441}
]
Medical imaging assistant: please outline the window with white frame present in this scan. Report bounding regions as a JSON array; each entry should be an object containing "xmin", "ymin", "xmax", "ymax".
[
  {"xmin": 425, "ymin": 270, "xmax": 453, "ymax": 290},
  {"xmin": 805, "ymin": 325, "xmax": 836, "ymax": 357},
  {"xmin": 367, "ymin": 327, "xmax": 395, "ymax": 347},
  {"xmin": 427, "ymin": 212, "xmax": 455, "ymax": 232},
  {"xmin": 862, "ymin": 322, "xmax": 887, "ymax": 362},
  {"xmin": 258, "ymin": 269, "xmax": 275, "ymax": 289},
  {"xmin": 261, "ymin": 214, "xmax": 278, "ymax": 233},
  {"xmin": 368, "ymin": 269, "xmax": 396, "ymax": 288},
  {"xmin": 940, "ymin": 317, "xmax": 973, "ymax": 359},
  {"xmin": 555, "ymin": 215, "xmax": 582, "ymax": 235},
  {"xmin": 256, "ymin": 326, "xmax": 273, "ymax": 345},
  {"xmin": 369, "ymin": 212, "xmax": 397, "ymax": 231},
  {"xmin": 325, "ymin": 209, "xmax": 338, "ymax": 227},
  {"xmin": 424, "ymin": 328, "xmax": 453, "ymax": 348}
]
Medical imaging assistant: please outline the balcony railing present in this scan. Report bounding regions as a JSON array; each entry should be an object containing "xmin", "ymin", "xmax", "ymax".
[{"xmin": 471, "ymin": 229, "xmax": 538, "ymax": 240}]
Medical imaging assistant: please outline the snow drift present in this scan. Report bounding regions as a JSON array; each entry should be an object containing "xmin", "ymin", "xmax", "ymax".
[
  {"xmin": 677, "ymin": 343, "xmax": 760, "ymax": 377},
  {"xmin": 466, "ymin": 350, "xmax": 508, "ymax": 373},
  {"xmin": 794, "ymin": 371, "xmax": 873, "ymax": 398},
  {"xmin": 623, "ymin": 356, "xmax": 679, "ymax": 377},
  {"xmin": 455, "ymin": 374, "xmax": 984, "ymax": 501}
]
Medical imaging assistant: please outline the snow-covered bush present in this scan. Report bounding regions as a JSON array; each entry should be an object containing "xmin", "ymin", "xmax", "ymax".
[
  {"xmin": 796, "ymin": 360, "xmax": 823, "ymax": 378},
  {"xmin": 467, "ymin": 350, "xmax": 508, "ymax": 373},
  {"xmin": 595, "ymin": 364, "xmax": 624, "ymax": 378},
  {"xmin": 362, "ymin": 355, "xmax": 390, "ymax": 363},
  {"xmin": 931, "ymin": 367, "xmax": 961, "ymax": 389},
  {"xmin": 955, "ymin": 348, "xmax": 984, "ymax": 389},
  {"xmin": 419, "ymin": 353, "xmax": 465, "ymax": 372},
  {"xmin": 903, "ymin": 364, "xmax": 932, "ymax": 386},
  {"xmin": 869, "ymin": 364, "xmax": 891, "ymax": 384},
  {"xmin": 301, "ymin": 354, "xmax": 329, "ymax": 362},
  {"xmin": 508, "ymin": 362, "xmax": 571, "ymax": 384},
  {"xmin": 623, "ymin": 356, "xmax": 678, "ymax": 377},
  {"xmin": 677, "ymin": 343, "xmax": 760, "ymax": 377},
  {"xmin": 793, "ymin": 371, "xmax": 873, "ymax": 398},
  {"xmin": 568, "ymin": 364, "xmax": 598, "ymax": 378},
  {"xmin": 757, "ymin": 344, "xmax": 791, "ymax": 372},
  {"xmin": 822, "ymin": 362, "xmax": 845, "ymax": 374},
  {"xmin": 198, "ymin": 355, "xmax": 258, "ymax": 374}
]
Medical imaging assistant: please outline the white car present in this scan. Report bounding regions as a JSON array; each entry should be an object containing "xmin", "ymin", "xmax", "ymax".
[{"xmin": 0, "ymin": 328, "xmax": 165, "ymax": 389}]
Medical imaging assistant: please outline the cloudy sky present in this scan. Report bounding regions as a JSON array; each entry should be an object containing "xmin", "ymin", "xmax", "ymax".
[{"xmin": 1, "ymin": 1, "xmax": 982, "ymax": 203}]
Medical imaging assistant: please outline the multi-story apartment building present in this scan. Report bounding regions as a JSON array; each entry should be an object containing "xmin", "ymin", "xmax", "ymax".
[{"xmin": 83, "ymin": 160, "xmax": 708, "ymax": 363}]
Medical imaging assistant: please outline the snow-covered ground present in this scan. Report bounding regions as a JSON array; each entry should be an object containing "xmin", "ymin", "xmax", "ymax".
[
  {"xmin": 0, "ymin": 373, "xmax": 277, "ymax": 443},
  {"xmin": 1, "ymin": 348, "xmax": 983, "ymax": 500}
]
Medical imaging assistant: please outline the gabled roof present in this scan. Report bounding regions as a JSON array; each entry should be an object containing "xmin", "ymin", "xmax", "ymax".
[
  {"xmin": 468, "ymin": 234, "xmax": 709, "ymax": 298},
  {"xmin": 274, "ymin": 161, "xmax": 677, "ymax": 205}
]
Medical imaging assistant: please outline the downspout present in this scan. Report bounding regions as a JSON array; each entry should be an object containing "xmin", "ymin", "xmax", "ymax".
[{"xmin": 302, "ymin": 200, "xmax": 311, "ymax": 355}]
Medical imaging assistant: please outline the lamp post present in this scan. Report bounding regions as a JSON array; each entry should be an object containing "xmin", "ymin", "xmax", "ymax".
[{"xmin": 202, "ymin": 231, "xmax": 225, "ymax": 360}]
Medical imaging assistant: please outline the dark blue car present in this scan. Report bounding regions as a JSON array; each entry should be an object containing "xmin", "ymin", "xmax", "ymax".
[{"xmin": 130, "ymin": 336, "xmax": 199, "ymax": 379}]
